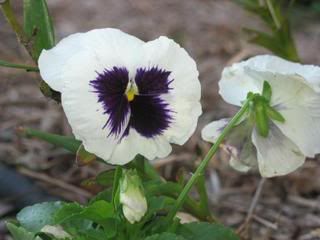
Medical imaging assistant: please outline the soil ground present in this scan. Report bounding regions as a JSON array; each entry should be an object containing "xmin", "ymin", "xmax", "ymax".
[{"xmin": 1, "ymin": 1, "xmax": 320, "ymax": 239}]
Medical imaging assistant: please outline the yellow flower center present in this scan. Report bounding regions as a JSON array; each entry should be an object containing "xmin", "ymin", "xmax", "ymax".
[{"xmin": 126, "ymin": 83, "xmax": 138, "ymax": 102}]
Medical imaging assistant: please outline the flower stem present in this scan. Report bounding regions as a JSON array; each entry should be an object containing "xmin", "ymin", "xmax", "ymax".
[
  {"xmin": 1, "ymin": 0, "xmax": 34, "ymax": 60},
  {"xmin": 0, "ymin": 60, "xmax": 39, "ymax": 72},
  {"xmin": 165, "ymin": 98, "xmax": 251, "ymax": 222}
]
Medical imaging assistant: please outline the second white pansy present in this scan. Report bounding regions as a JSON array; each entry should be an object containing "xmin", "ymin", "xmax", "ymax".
[
  {"xmin": 39, "ymin": 28, "xmax": 201, "ymax": 165},
  {"xmin": 202, "ymin": 55, "xmax": 320, "ymax": 177}
]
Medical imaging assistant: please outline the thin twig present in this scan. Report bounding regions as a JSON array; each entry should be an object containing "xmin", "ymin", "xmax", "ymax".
[
  {"xmin": 245, "ymin": 178, "xmax": 266, "ymax": 223},
  {"xmin": 236, "ymin": 178, "xmax": 267, "ymax": 236},
  {"xmin": 221, "ymin": 201, "xmax": 278, "ymax": 230},
  {"xmin": 18, "ymin": 167, "xmax": 93, "ymax": 198}
]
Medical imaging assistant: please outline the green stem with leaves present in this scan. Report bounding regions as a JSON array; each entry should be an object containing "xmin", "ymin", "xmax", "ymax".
[
  {"xmin": 0, "ymin": 0, "xmax": 33, "ymax": 58},
  {"xmin": 166, "ymin": 98, "xmax": 252, "ymax": 222}
]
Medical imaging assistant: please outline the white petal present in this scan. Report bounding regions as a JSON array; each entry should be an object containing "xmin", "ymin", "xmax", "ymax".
[
  {"xmin": 140, "ymin": 36, "xmax": 202, "ymax": 144},
  {"xmin": 61, "ymin": 50, "xmax": 122, "ymax": 161},
  {"xmin": 39, "ymin": 28, "xmax": 144, "ymax": 92},
  {"xmin": 252, "ymin": 125, "xmax": 305, "ymax": 177},
  {"xmin": 225, "ymin": 121, "xmax": 257, "ymax": 172},
  {"xmin": 242, "ymin": 55, "xmax": 320, "ymax": 92},
  {"xmin": 276, "ymin": 102, "xmax": 320, "ymax": 157},
  {"xmin": 247, "ymin": 69, "xmax": 320, "ymax": 157},
  {"xmin": 202, "ymin": 119, "xmax": 257, "ymax": 172},
  {"xmin": 218, "ymin": 54, "xmax": 320, "ymax": 106},
  {"xmin": 108, "ymin": 129, "xmax": 172, "ymax": 165},
  {"xmin": 39, "ymin": 32, "xmax": 84, "ymax": 91},
  {"xmin": 219, "ymin": 61, "xmax": 262, "ymax": 106},
  {"xmin": 229, "ymin": 152, "xmax": 255, "ymax": 172},
  {"xmin": 201, "ymin": 118, "xmax": 230, "ymax": 143},
  {"xmin": 163, "ymin": 99, "xmax": 202, "ymax": 145}
]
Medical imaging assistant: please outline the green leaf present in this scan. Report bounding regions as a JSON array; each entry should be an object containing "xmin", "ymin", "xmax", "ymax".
[
  {"xmin": 20, "ymin": 127, "xmax": 81, "ymax": 153},
  {"xmin": 17, "ymin": 201, "xmax": 63, "ymax": 233},
  {"xmin": 6, "ymin": 222, "xmax": 39, "ymax": 240},
  {"xmin": 0, "ymin": 60, "xmax": 39, "ymax": 72},
  {"xmin": 262, "ymin": 81, "xmax": 272, "ymax": 103},
  {"xmin": 145, "ymin": 196, "xmax": 175, "ymax": 220},
  {"xmin": 55, "ymin": 201, "xmax": 117, "ymax": 239},
  {"xmin": 23, "ymin": 0, "xmax": 55, "ymax": 60},
  {"xmin": 266, "ymin": 105, "xmax": 285, "ymax": 123},
  {"xmin": 55, "ymin": 200, "xmax": 114, "ymax": 225},
  {"xmin": 177, "ymin": 222, "xmax": 239, "ymax": 240},
  {"xmin": 90, "ymin": 188, "xmax": 113, "ymax": 203},
  {"xmin": 20, "ymin": 128, "xmax": 99, "ymax": 164},
  {"xmin": 96, "ymin": 169, "xmax": 115, "ymax": 187},
  {"xmin": 80, "ymin": 200, "xmax": 114, "ymax": 222},
  {"xmin": 54, "ymin": 202, "xmax": 83, "ymax": 224},
  {"xmin": 111, "ymin": 167, "xmax": 122, "ymax": 210},
  {"xmin": 254, "ymin": 100, "xmax": 269, "ymax": 137},
  {"xmin": 145, "ymin": 232, "xmax": 185, "ymax": 240},
  {"xmin": 243, "ymin": 28, "xmax": 283, "ymax": 56},
  {"xmin": 237, "ymin": 0, "xmax": 300, "ymax": 62}
]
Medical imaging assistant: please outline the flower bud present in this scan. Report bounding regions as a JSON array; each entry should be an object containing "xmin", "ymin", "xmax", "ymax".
[{"xmin": 120, "ymin": 169, "xmax": 147, "ymax": 224}]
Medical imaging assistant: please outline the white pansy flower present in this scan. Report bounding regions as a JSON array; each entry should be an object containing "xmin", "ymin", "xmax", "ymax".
[
  {"xmin": 120, "ymin": 169, "xmax": 147, "ymax": 224},
  {"xmin": 38, "ymin": 28, "xmax": 201, "ymax": 165},
  {"xmin": 202, "ymin": 55, "xmax": 320, "ymax": 177}
]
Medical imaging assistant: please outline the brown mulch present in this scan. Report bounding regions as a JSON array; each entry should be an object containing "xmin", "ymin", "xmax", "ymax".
[{"xmin": 1, "ymin": 1, "xmax": 320, "ymax": 239}]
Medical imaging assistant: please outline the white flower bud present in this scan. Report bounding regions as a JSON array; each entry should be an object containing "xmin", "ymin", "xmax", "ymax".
[{"xmin": 120, "ymin": 169, "xmax": 147, "ymax": 224}]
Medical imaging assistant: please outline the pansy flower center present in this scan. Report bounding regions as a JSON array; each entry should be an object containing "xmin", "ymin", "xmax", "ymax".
[
  {"xmin": 125, "ymin": 81, "xmax": 138, "ymax": 102},
  {"xmin": 90, "ymin": 66, "xmax": 174, "ymax": 140}
]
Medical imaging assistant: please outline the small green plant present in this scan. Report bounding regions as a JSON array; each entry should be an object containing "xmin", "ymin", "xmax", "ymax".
[{"xmin": 236, "ymin": 0, "xmax": 300, "ymax": 62}]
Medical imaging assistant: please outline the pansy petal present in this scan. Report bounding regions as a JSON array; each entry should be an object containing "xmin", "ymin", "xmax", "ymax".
[
  {"xmin": 108, "ymin": 129, "xmax": 172, "ymax": 165},
  {"xmin": 39, "ymin": 28, "xmax": 144, "ymax": 92},
  {"xmin": 242, "ymin": 55, "xmax": 320, "ymax": 92},
  {"xmin": 39, "ymin": 32, "xmax": 84, "ymax": 91},
  {"xmin": 219, "ymin": 61, "xmax": 262, "ymax": 106},
  {"xmin": 247, "ymin": 69, "xmax": 320, "ymax": 157},
  {"xmin": 225, "ymin": 121, "xmax": 257, "ymax": 172},
  {"xmin": 225, "ymin": 139, "xmax": 257, "ymax": 173},
  {"xmin": 201, "ymin": 118, "xmax": 230, "ymax": 143},
  {"xmin": 61, "ymin": 51, "xmax": 128, "ymax": 161},
  {"xmin": 139, "ymin": 36, "xmax": 201, "ymax": 144},
  {"xmin": 202, "ymin": 119, "xmax": 257, "ymax": 172},
  {"xmin": 252, "ymin": 124, "xmax": 305, "ymax": 177},
  {"xmin": 229, "ymin": 151, "xmax": 255, "ymax": 173},
  {"xmin": 141, "ymin": 36, "xmax": 200, "ymax": 100}
]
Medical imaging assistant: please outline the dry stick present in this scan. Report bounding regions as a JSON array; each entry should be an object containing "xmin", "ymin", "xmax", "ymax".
[
  {"xmin": 18, "ymin": 167, "xmax": 92, "ymax": 198},
  {"xmin": 221, "ymin": 201, "xmax": 278, "ymax": 230},
  {"xmin": 237, "ymin": 178, "xmax": 267, "ymax": 235},
  {"xmin": 246, "ymin": 178, "xmax": 266, "ymax": 223}
]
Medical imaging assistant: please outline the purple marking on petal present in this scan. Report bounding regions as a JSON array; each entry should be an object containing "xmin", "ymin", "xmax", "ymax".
[
  {"xmin": 135, "ymin": 66, "xmax": 173, "ymax": 96},
  {"xmin": 90, "ymin": 66, "xmax": 174, "ymax": 140},
  {"xmin": 90, "ymin": 67, "xmax": 130, "ymax": 137},
  {"xmin": 128, "ymin": 95, "xmax": 173, "ymax": 138},
  {"xmin": 273, "ymin": 103, "xmax": 287, "ymax": 111}
]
